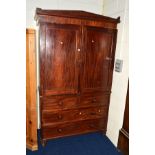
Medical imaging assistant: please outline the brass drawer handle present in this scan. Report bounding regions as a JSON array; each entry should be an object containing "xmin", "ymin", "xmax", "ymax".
[
  {"xmin": 98, "ymin": 109, "xmax": 101, "ymax": 113},
  {"xmin": 79, "ymin": 112, "xmax": 82, "ymax": 115},
  {"xmin": 92, "ymin": 98, "xmax": 97, "ymax": 103},
  {"xmin": 57, "ymin": 115, "xmax": 62, "ymax": 120},
  {"xmin": 57, "ymin": 128, "xmax": 62, "ymax": 133},
  {"xmin": 58, "ymin": 101, "xmax": 63, "ymax": 106},
  {"xmin": 89, "ymin": 124, "xmax": 95, "ymax": 128}
]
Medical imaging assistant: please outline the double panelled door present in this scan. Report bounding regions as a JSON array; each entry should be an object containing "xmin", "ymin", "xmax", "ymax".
[{"xmin": 40, "ymin": 24, "xmax": 117, "ymax": 96}]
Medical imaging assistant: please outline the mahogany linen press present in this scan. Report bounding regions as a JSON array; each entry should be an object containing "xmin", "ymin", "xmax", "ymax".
[{"xmin": 35, "ymin": 8, "xmax": 120, "ymax": 145}]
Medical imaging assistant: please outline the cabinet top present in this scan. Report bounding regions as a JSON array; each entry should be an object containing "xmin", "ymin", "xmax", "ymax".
[{"xmin": 35, "ymin": 8, "xmax": 120, "ymax": 24}]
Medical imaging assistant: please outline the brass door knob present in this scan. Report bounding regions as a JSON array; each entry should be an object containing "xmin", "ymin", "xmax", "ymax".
[
  {"xmin": 77, "ymin": 48, "xmax": 81, "ymax": 52},
  {"xmin": 106, "ymin": 56, "xmax": 112, "ymax": 60}
]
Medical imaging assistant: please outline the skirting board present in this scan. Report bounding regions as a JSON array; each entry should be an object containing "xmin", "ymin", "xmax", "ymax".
[{"xmin": 26, "ymin": 142, "xmax": 38, "ymax": 151}]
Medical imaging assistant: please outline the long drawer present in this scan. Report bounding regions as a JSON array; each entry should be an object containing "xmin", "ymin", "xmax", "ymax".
[
  {"xmin": 41, "ymin": 118, "xmax": 106, "ymax": 140},
  {"xmin": 41, "ymin": 94, "xmax": 110, "ymax": 111},
  {"xmin": 42, "ymin": 106, "xmax": 108, "ymax": 125}
]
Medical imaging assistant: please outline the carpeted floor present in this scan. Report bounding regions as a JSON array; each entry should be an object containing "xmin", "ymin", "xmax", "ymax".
[{"xmin": 27, "ymin": 130, "xmax": 122, "ymax": 155}]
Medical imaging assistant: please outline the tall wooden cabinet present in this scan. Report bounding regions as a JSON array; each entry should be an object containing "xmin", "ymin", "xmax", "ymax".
[
  {"xmin": 26, "ymin": 29, "xmax": 38, "ymax": 150},
  {"xmin": 35, "ymin": 8, "xmax": 120, "ymax": 145}
]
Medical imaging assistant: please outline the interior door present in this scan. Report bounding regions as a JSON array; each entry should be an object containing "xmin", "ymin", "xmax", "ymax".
[
  {"xmin": 81, "ymin": 26, "xmax": 117, "ymax": 93},
  {"xmin": 40, "ymin": 24, "xmax": 81, "ymax": 96},
  {"xmin": 26, "ymin": 29, "xmax": 38, "ymax": 150}
]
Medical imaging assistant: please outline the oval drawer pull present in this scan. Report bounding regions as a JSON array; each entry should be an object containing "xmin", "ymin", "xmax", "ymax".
[
  {"xmin": 58, "ymin": 101, "xmax": 63, "ymax": 106},
  {"xmin": 98, "ymin": 109, "xmax": 101, "ymax": 113},
  {"xmin": 89, "ymin": 124, "xmax": 95, "ymax": 128},
  {"xmin": 92, "ymin": 98, "xmax": 97, "ymax": 103},
  {"xmin": 57, "ymin": 128, "xmax": 62, "ymax": 133},
  {"xmin": 79, "ymin": 112, "xmax": 82, "ymax": 115},
  {"xmin": 57, "ymin": 115, "xmax": 63, "ymax": 120}
]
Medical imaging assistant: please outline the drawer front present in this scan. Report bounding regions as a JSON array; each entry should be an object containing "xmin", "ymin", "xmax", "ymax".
[
  {"xmin": 42, "ymin": 118, "xmax": 106, "ymax": 140},
  {"xmin": 42, "ymin": 106, "xmax": 108, "ymax": 125},
  {"xmin": 80, "ymin": 93, "xmax": 110, "ymax": 108},
  {"xmin": 41, "ymin": 94, "xmax": 110, "ymax": 111},
  {"xmin": 41, "ymin": 95, "xmax": 78, "ymax": 111}
]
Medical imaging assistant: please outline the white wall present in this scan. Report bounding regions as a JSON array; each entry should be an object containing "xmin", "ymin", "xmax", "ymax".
[
  {"xmin": 26, "ymin": 0, "xmax": 104, "ymax": 129},
  {"xmin": 103, "ymin": 0, "xmax": 129, "ymax": 146},
  {"xmin": 26, "ymin": 0, "xmax": 104, "ymax": 28}
]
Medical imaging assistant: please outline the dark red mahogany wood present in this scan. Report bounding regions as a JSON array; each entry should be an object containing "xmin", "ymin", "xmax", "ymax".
[
  {"xmin": 118, "ymin": 82, "xmax": 129, "ymax": 155},
  {"xmin": 35, "ymin": 8, "xmax": 120, "ymax": 145}
]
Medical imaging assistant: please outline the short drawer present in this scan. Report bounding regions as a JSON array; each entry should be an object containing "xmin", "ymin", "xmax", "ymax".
[
  {"xmin": 41, "ymin": 95, "xmax": 78, "ymax": 111},
  {"xmin": 41, "ymin": 106, "xmax": 108, "ymax": 125},
  {"xmin": 79, "ymin": 93, "xmax": 110, "ymax": 108},
  {"xmin": 41, "ymin": 118, "xmax": 106, "ymax": 140}
]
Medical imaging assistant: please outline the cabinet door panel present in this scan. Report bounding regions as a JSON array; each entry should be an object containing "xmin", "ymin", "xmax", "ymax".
[
  {"xmin": 40, "ymin": 24, "xmax": 81, "ymax": 96},
  {"xmin": 81, "ymin": 26, "xmax": 117, "ymax": 93}
]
